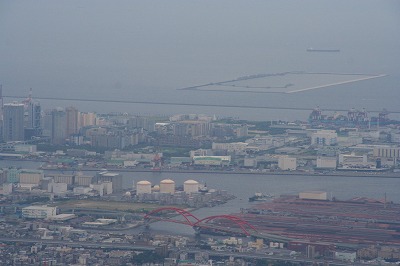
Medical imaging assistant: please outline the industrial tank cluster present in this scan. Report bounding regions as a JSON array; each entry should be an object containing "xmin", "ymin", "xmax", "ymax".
[{"xmin": 136, "ymin": 179, "xmax": 199, "ymax": 195}]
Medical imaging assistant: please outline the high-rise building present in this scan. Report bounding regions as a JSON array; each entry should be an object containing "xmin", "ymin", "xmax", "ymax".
[
  {"xmin": 51, "ymin": 108, "xmax": 66, "ymax": 145},
  {"xmin": 24, "ymin": 101, "xmax": 42, "ymax": 139},
  {"xmin": 66, "ymin": 106, "xmax": 79, "ymax": 136},
  {"xmin": 79, "ymin": 112, "xmax": 97, "ymax": 127},
  {"xmin": 3, "ymin": 102, "xmax": 25, "ymax": 142},
  {"xmin": 42, "ymin": 110, "xmax": 53, "ymax": 138}
]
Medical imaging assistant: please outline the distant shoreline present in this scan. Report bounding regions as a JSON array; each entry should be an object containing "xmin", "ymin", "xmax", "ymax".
[{"xmin": 41, "ymin": 166, "xmax": 400, "ymax": 179}]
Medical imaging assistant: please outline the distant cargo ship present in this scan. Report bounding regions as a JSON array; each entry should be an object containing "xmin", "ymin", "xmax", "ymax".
[{"xmin": 307, "ymin": 48, "xmax": 340, "ymax": 52}]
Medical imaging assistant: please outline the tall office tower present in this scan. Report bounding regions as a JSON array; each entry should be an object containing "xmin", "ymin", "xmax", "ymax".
[
  {"xmin": 51, "ymin": 108, "xmax": 66, "ymax": 145},
  {"xmin": 66, "ymin": 106, "xmax": 79, "ymax": 136},
  {"xmin": 42, "ymin": 110, "xmax": 52, "ymax": 138},
  {"xmin": 24, "ymin": 101, "xmax": 42, "ymax": 139},
  {"xmin": 3, "ymin": 103, "xmax": 25, "ymax": 142},
  {"xmin": 25, "ymin": 101, "xmax": 41, "ymax": 129}
]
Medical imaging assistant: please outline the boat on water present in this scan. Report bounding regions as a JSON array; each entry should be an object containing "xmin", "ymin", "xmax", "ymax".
[
  {"xmin": 306, "ymin": 48, "xmax": 340, "ymax": 52},
  {"xmin": 249, "ymin": 192, "xmax": 274, "ymax": 202}
]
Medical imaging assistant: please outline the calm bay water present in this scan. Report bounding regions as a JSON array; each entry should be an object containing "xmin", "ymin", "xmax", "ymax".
[{"xmin": 1, "ymin": 0, "xmax": 399, "ymax": 120}]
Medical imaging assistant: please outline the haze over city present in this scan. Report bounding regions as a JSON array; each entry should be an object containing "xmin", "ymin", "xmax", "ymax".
[
  {"xmin": 1, "ymin": 0, "xmax": 400, "ymax": 119},
  {"xmin": 0, "ymin": 1, "xmax": 400, "ymax": 265}
]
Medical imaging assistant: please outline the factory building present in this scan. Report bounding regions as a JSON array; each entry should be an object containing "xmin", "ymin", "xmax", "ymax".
[{"xmin": 94, "ymin": 171, "xmax": 122, "ymax": 192}]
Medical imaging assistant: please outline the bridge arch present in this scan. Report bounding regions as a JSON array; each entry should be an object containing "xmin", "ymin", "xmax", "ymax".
[
  {"xmin": 144, "ymin": 207, "xmax": 200, "ymax": 226},
  {"xmin": 193, "ymin": 215, "xmax": 257, "ymax": 236}
]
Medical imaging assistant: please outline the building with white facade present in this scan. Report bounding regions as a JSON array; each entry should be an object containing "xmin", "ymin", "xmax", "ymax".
[
  {"xmin": 48, "ymin": 182, "xmax": 68, "ymax": 195},
  {"xmin": 90, "ymin": 181, "xmax": 112, "ymax": 196},
  {"xmin": 339, "ymin": 153, "xmax": 368, "ymax": 166},
  {"xmin": 316, "ymin": 157, "xmax": 337, "ymax": 169},
  {"xmin": 278, "ymin": 156, "xmax": 297, "ymax": 171},
  {"xmin": 311, "ymin": 130, "xmax": 338, "ymax": 146},
  {"xmin": 22, "ymin": 205, "xmax": 57, "ymax": 219}
]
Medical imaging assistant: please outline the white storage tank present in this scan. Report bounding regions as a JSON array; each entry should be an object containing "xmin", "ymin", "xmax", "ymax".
[
  {"xmin": 184, "ymin": 179, "xmax": 199, "ymax": 194},
  {"xmin": 136, "ymin": 180, "xmax": 152, "ymax": 195},
  {"xmin": 152, "ymin": 184, "xmax": 160, "ymax": 192},
  {"xmin": 160, "ymin": 179, "xmax": 175, "ymax": 194}
]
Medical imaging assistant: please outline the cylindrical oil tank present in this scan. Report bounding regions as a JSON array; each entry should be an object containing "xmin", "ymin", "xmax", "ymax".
[
  {"xmin": 160, "ymin": 179, "xmax": 175, "ymax": 194},
  {"xmin": 136, "ymin": 180, "xmax": 152, "ymax": 194},
  {"xmin": 183, "ymin": 179, "xmax": 199, "ymax": 194},
  {"xmin": 152, "ymin": 184, "xmax": 160, "ymax": 192}
]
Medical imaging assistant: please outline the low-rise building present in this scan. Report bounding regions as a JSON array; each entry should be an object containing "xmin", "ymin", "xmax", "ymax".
[
  {"xmin": 22, "ymin": 205, "xmax": 57, "ymax": 219},
  {"xmin": 316, "ymin": 157, "xmax": 337, "ymax": 169},
  {"xmin": 278, "ymin": 156, "xmax": 296, "ymax": 171},
  {"xmin": 193, "ymin": 156, "xmax": 231, "ymax": 166},
  {"xmin": 48, "ymin": 182, "xmax": 68, "ymax": 195}
]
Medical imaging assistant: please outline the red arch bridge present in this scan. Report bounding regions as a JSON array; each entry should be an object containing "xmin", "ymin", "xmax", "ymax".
[{"xmin": 144, "ymin": 207, "xmax": 258, "ymax": 236}]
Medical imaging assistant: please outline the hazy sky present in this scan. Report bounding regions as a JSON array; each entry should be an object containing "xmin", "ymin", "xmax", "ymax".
[{"xmin": 1, "ymin": 0, "xmax": 399, "ymax": 118}]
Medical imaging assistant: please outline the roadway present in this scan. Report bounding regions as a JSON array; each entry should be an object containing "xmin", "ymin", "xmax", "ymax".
[
  {"xmin": 0, "ymin": 237, "xmax": 155, "ymax": 251},
  {"xmin": 0, "ymin": 237, "xmax": 375, "ymax": 265}
]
